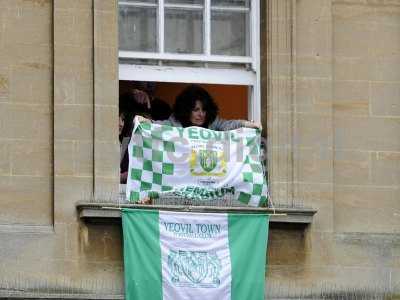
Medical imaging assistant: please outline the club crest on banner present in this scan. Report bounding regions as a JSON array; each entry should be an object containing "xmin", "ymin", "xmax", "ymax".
[
  {"xmin": 190, "ymin": 149, "xmax": 226, "ymax": 177},
  {"xmin": 167, "ymin": 250, "xmax": 222, "ymax": 288}
]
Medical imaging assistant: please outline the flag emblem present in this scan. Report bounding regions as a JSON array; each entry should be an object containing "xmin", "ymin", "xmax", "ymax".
[
  {"xmin": 168, "ymin": 250, "xmax": 222, "ymax": 288},
  {"xmin": 200, "ymin": 150, "xmax": 218, "ymax": 172}
]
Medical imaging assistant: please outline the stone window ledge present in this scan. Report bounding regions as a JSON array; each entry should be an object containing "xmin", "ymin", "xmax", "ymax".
[{"xmin": 77, "ymin": 202, "xmax": 317, "ymax": 224}]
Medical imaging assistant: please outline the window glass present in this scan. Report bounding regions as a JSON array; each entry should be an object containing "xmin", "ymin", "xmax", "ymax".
[
  {"xmin": 211, "ymin": 11, "xmax": 249, "ymax": 56},
  {"xmin": 122, "ymin": 0, "xmax": 157, "ymax": 3},
  {"xmin": 165, "ymin": 0, "xmax": 203, "ymax": 5},
  {"xmin": 211, "ymin": 0, "xmax": 249, "ymax": 7},
  {"xmin": 119, "ymin": 6, "xmax": 157, "ymax": 52},
  {"xmin": 165, "ymin": 9, "xmax": 203, "ymax": 54}
]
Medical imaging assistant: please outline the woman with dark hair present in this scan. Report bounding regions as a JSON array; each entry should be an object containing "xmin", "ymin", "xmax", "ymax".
[{"xmin": 153, "ymin": 84, "xmax": 261, "ymax": 130}]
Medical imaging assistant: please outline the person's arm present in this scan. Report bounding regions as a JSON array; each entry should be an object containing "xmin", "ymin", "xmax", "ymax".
[{"xmin": 210, "ymin": 117, "xmax": 262, "ymax": 131}]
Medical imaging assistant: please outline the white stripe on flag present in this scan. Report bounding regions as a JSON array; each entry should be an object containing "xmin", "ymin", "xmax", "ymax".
[{"xmin": 159, "ymin": 211, "xmax": 232, "ymax": 300}]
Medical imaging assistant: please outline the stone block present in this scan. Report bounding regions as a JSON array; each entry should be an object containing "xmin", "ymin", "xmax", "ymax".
[
  {"xmin": 269, "ymin": 54, "xmax": 292, "ymax": 77},
  {"xmin": 295, "ymin": 147, "xmax": 333, "ymax": 184},
  {"xmin": 10, "ymin": 64, "xmax": 52, "ymax": 104},
  {"xmin": 371, "ymin": 82, "xmax": 400, "ymax": 117},
  {"xmin": 330, "ymin": 233, "xmax": 400, "ymax": 269},
  {"xmin": 5, "ymin": 6, "xmax": 52, "ymax": 46},
  {"xmin": 0, "ymin": 65, "xmax": 9, "ymax": 101},
  {"xmin": 332, "ymin": 2, "xmax": 375, "ymax": 24},
  {"xmin": 0, "ymin": 225, "xmax": 66, "ymax": 262},
  {"xmin": 371, "ymin": 151, "xmax": 400, "ymax": 186},
  {"xmin": 54, "ymin": 104, "xmax": 93, "ymax": 141},
  {"xmin": 94, "ymin": 0, "xmax": 117, "ymax": 12},
  {"xmin": 54, "ymin": 176, "xmax": 93, "ymax": 224},
  {"xmin": 334, "ymin": 57, "xmax": 372, "ymax": 81},
  {"xmin": 268, "ymin": 112, "xmax": 292, "ymax": 148},
  {"xmin": 0, "ymin": 103, "xmax": 52, "ymax": 140},
  {"xmin": 333, "ymin": 80, "xmax": 369, "ymax": 115},
  {"xmin": 66, "ymin": 223, "xmax": 122, "ymax": 262},
  {"xmin": 295, "ymin": 183, "xmax": 334, "ymax": 232},
  {"xmin": 269, "ymin": 20, "xmax": 291, "ymax": 56},
  {"xmin": 0, "ymin": 0, "xmax": 52, "ymax": 10},
  {"xmin": 333, "ymin": 20, "xmax": 372, "ymax": 58},
  {"xmin": 334, "ymin": 185, "xmax": 400, "ymax": 233},
  {"xmin": 5, "ymin": 43, "xmax": 52, "ymax": 69},
  {"xmin": 93, "ymin": 176, "xmax": 120, "ymax": 201},
  {"xmin": 334, "ymin": 150, "xmax": 370, "ymax": 185},
  {"xmin": 54, "ymin": 45, "xmax": 92, "ymax": 71},
  {"xmin": 268, "ymin": 227, "xmax": 307, "ymax": 266},
  {"xmin": 0, "ymin": 175, "xmax": 52, "ymax": 225},
  {"xmin": 266, "ymin": 265, "xmax": 391, "ymax": 294},
  {"xmin": 295, "ymin": 113, "xmax": 333, "ymax": 147},
  {"xmin": 75, "ymin": 140, "xmax": 93, "ymax": 176},
  {"xmin": 75, "ymin": 69, "xmax": 94, "ymax": 105},
  {"xmin": 270, "ymin": 147, "xmax": 293, "ymax": 183},
  {"xmin": 54, "ymin": 7, "xmax": 93, "ymax": 47},
  {"xmin": 296, "ymin": 78, "xmax": 332, "ymax": 114},
  {"xmin": 268, "ymin": 0, "xmax": 292, "ymax": 22},
  {"xmin": 94, "ymin": 141, "xmax": 119, "ymax": 178},
  {"xmin": 334, "ymin": 116, "xmax": 400, "ymax": 151},
  {"xmin": 374, "ymin": 54, "xmax": 400, "ymax": 81},
  {"xmin": 0, "ymin": 141, "xmax": 11, "ymax": 175},
  {"xmin": 55, "ymin": 0, "xmax": 92, "ymax": 10},
  {"xmin": 371, "ymin": 23, "xmax": 400, "ymax": 57},
  {"xmin": 270, "ymin": 78, "xmax": 293, "ymax": 113},
  {"xmin": 54, "ymin": 140, "xmax": 74, "ymax": 176},
  {"xmin": 10, "ymin": 140, "xmax": 52, "ymax": 177},
  {"xmin": 54, "ymin": 66, "xmax": 93, "ymax": 105},
  {"xmin": 94, "ymin": 10, "xmax": 117, "ymax": 48},
  {"xmin": 296, "ymin": 56, "xmax": 332, "ymax": 79},
  {"xmin": 297, "ymin": 20, "xmax": 332, "ymax": 58},
  {"xmin": 267, "ymin": 182, "xmax": 295, "ymax": 208},
  {"xmin": 94, "ymin": 106, "xmax": 118, "ymax": 142},
  {"xmin": 374, "ymin": 5, "xmax": 400, "ymax": 26}
]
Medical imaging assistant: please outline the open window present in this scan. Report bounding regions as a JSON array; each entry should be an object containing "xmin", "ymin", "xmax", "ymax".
[{"xmin": 118, "ymin": 0, "xmax": 261, "ymax": 122}]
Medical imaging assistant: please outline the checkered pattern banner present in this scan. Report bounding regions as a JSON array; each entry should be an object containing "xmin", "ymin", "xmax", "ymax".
[{"xmin": 126, "ymin": 117, "xmax": 268, "ymax": 207}]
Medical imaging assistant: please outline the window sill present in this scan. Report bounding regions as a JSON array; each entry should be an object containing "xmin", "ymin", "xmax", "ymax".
[{"xmin": 76, "ymin": 202, "xmax": 317, "ymax": 225}]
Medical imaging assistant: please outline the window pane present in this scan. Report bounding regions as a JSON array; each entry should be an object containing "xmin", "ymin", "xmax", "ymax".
[
  {"xmin": 165, "ymin": 9, "xmax": 203, "ymax": 54},
  {"xmin": 119, "ymin": 6, "xmax": 157, "ymax": 52},
  {"xmin": 211, "ymin": 11, "xmax": 249, "ymax": 56},
  {"xmin": 120, "ymin": 0, "xmax": 157, "ymax": 3},
  {"xmin": 165, "ymin": 0, "xmax": 203, "ymax": 5},
  {"xmin": 211, "ymin": 0, "xmax": 249, "ymax": 7}
]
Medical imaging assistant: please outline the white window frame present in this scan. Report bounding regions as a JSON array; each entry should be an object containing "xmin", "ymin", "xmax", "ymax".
[{"xmin": 118, "ymin": 0, "xmax": 261, "ymax": 122}]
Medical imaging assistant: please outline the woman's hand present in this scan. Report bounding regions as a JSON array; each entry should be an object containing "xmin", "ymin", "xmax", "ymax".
[
  {"xmin": 132, "ymin": 89, "xmax": 151, "ymax": 109},
  {"xmin": 136, "ymin": 115, "xmax": 152, "ymax": 124},
  {"xmin": 137, "ymin": 197, "xmax": 152, "ymax": 205},
  {"xmin": 242, "ymin": 120, "xmax": 262, "ymax": 130}
]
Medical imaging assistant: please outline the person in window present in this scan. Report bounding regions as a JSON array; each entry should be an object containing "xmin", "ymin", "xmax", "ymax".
[
  {"xmin": 119, "ymin": 111, "xmax": 132, "ymax": 184},
  {"xmin": 143, "ymin": 84, "xmax": 261, "ymax": 130},
  {"xmin": 119, "ymin": 91, "xmax": 154, "ymax": 184}
]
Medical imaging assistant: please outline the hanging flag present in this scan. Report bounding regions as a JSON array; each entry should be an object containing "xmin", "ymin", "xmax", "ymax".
[
  {"xmin": 126, "ymin": 118, "xmax": 268, "ymax": 206},
  {"xmin": 122, "ymin": 209, "xmax": 270, "ymax": 300}
]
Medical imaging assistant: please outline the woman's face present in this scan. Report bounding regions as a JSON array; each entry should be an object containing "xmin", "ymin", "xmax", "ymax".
[
  {"xmin": 119, "ymin": 115, "xmax": 125, "ymax": 135},
  {"xmin": 190, "ymin": 100, "xmax": 206, "ymax": 126}
]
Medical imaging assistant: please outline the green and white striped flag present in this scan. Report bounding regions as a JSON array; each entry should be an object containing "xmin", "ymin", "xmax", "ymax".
[
  {"xmin": 126, "ymin": 117, "xmax": 268, "ymax": 206},
  {"xmin": 122, "ymin": 209, "xmax": 269, "ymax": 300}
]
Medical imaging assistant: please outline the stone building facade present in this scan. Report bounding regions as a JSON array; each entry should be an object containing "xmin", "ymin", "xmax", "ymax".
[{"xmin": 0, "ymin": 0, "xmax": 399, "ymax": 298}]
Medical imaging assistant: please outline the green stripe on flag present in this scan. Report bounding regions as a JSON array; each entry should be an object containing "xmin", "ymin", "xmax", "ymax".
[
  {"xmin": 122, "ymin": 209, "xmax": 162, "ymax": 300},
  {"xmin": 228, "ymin": 213, "xmax": 269, "ymax": 300}
]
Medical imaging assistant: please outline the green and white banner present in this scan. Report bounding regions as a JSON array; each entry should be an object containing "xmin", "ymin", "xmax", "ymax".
[
  {"xmin": 126, "ymin": 118, "xmax": 268, "ymax": 206},
  {"xmin": 122, "ymin": 209, "xmax": 269, "ymax": 300}
]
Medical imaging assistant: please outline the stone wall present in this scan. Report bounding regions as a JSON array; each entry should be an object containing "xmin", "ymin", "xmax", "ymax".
[
  {"xmin": 266, "ymin": 0, "xmax": 400, "ymax": 296},
  {"xmin": 0, "ymin": 0, "xmax": 122, "ymax": 296},
  {"xmin": 0, "ymin": 0, "xmax": 399, "ymax": 298}
]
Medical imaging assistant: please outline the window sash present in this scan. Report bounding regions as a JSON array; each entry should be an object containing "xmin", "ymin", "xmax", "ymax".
[{"xmin": 118, "ymin": 0, "xmax": 257, "ymax": 64}]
